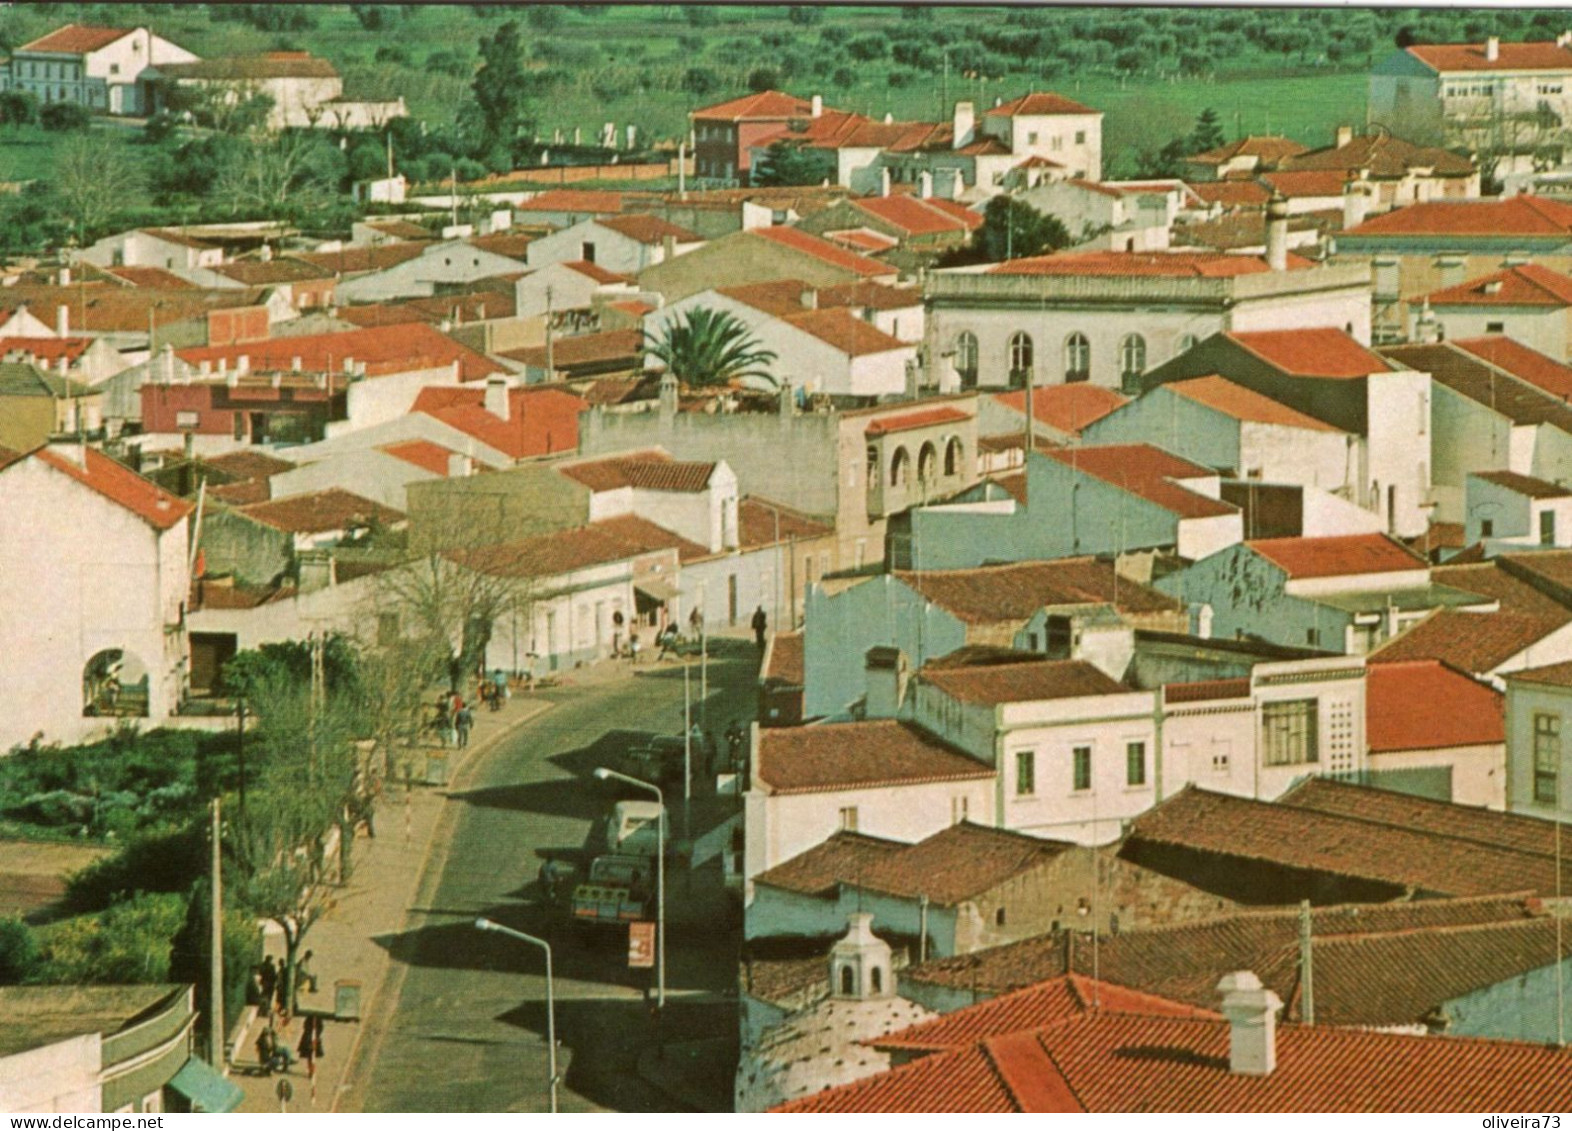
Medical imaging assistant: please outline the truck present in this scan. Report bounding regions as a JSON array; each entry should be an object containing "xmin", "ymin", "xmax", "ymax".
[
  {"xmin": 568, "ymin": 854, "xmax": 653, "ymax": 927},
  {"xmin": 599, "ymin": 799, "xmax": 667, "ymax": 858}
]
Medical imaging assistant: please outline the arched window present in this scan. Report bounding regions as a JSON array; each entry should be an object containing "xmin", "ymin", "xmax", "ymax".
[
  {"xmin": 1119, "ymin": 333, "xmax": 1147, "ymax": 392},
  {"xmin": 84, "ymin": 648, "xmax": 149, "ymax": 718},
  {"xmin": 944, "ymin": 437, "xmax": 964, "ymax": 477},
  {"xmin": 870, "ymin": 966, "xmax": 883, "ymax": 994},
  {"xmin": 918, "ymin": 441, "xmax": 938, "ymax": 482},
  {"xmin": 890, "ymin": 446, "xmax": 911, "ymax": 487},
  {"xmin": 839, "ymin": 965, "xmax": 855, "ymax": 995},
  {"xmin": 1063, "ymin": 332, "xmax": 1090, "ymax": 382},
  {"xmin": 1008, "ymin": 332, "xmax": 1034, "ymax": 383},
  {"xmin": 953, "ymin": 331, "xmax": 978, "ymax": 385},
  {"xmin": 1176, "ymin": 333, "xmax": 1198, "ymax": 355}
]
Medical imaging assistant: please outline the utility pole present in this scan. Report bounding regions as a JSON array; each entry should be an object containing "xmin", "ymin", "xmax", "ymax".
[
  {"xmin": 209, "ymin": 797, "xmax": 225, "ymax": 1068},
  {"xmin": 1299, "ymin": 899, "xmax": 1315, "ymax": 1025},
  {"xmin": 545, "ymin": 287, "xmax": 556, "ymax": 380}
]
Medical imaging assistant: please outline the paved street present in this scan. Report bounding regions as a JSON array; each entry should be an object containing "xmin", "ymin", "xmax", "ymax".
[{"xmin": 346, "ymin": 641, "xmax": 759, "ymax": 1112}]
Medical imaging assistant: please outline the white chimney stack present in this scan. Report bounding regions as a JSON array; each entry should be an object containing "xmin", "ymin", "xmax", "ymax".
[
  {"xmin": 952, "ymin": 101, "xmax": 975, "ymax": 150},
  {"xmin": 58, "ymin": 266, "xmax": 70, "ymax": 287},
  {"xmin": 485, "ymin": 375, "xmax": 510, "ymax": 421},
  {"xmin": 1342, "ymin": 182, "xmax": 1368, "ymax": 232},
  {"xmin": 1486, "ymin": 36, "xmax": 1500, "ymax": 62},
  {"xmin": 880, "ymin": 167, "xmax": 892, "ymax": 198},
  {"xmin": 1334, "ymin": 125, "xmax": 1353, "ymax": 148},
  {"xmin": 1266, "ymin": 191, "xmax": 1289, "ymax": 271},
  {"xmin": 1217, "ymin": 971, "xmax": 1282, "ymax": 1077},
  {"xmin": 57, "ymin": 305, "xmax": 69, "ymax": 338},
  {"xmin": 811, "ymin": 94, "xmax": 823, "ymax": 119},
  {"xmin": 447, "ymin": 452, "xmax": 471, "ymax": 477},
  {"xmin": 919, "ymin": 169, "xmax": 933, "ymax": 198}
]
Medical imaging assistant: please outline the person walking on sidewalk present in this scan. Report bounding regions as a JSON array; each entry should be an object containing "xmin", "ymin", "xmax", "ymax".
[
  {"xmin": 455, "ymin": 702, "xmax": 474, "ymax": 749},
  {"xmin": 751, "ymin": 605, "xmax": 768, "ymax": 648}
]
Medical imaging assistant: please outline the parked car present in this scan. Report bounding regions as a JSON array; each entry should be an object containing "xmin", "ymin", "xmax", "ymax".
[{"xmin": 598, "ymin": 799, "xmax": 667, "ymax": 858}]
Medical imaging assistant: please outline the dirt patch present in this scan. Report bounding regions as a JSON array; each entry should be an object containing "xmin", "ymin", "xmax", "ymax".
[{"xmin": 0, "ymin": 839, "xmax": 113, "ymax": 919}]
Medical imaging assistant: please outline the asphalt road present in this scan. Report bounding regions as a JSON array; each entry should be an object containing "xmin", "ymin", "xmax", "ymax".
[{"xmin": 357, "ymin": 642, "xmax": 759, "ymax": 1113}]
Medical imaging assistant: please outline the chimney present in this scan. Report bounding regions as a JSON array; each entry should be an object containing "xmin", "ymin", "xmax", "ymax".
[
  {"xmin": 1217, "ymin": 971, "xmax": 1282, "ymax": 1076},
  {"xmin": 1486, "ymin": 36, "xmax": 1500, "ymax": 62},
  {"xmin": 485, "ymin": 375, "xmax": 510, "ymax": 421},
  {"xmin": 863, "ymin": 646, "xmax": 908, "ymax": 719},
  {"xmin": 952, "ymin": 101, "xmax": 975, "ymax": 149},
  {"xmin": 260, "ymin": 243, "xmax": 274, "ymax": 262},
  {"xmin": 291, "ymin": 355, "xmax": 303, "ymax": 372},
  {"xmin": 1342, "ymin": 182, "xmax": 1368, "ymax": 231},
  {"xmin": 662, "ymin": 233, "xmax": 676, "ymax": 262},
  {"xmin": 1265, "ymin": 191, "xmax": 1289, "ymax": 271},
  {"xmin": 447, "ymin": 451, "xmax": 471, "ymax": 477},
  {"xmin": 778, "ymin": 377, "xmax": 794, "ymax": 418},
  {"xmin": 57, "ymin": 305, "xmax": 69, "ymax": 338},
  {"xmin": 659, "ymin": 370, "xmax": 678, "ymax": 419},
  {"xmin": 58, "ymin": 266, "xmax": 70, "ymax": 287},
  {"xmin": 880, "ymin": 167, "xmax": 892, "ymax": 198},
  {"xmin": 800, "ymin": 287, "xmax": 817, "ymax": 310},
  {"xmin": 919, "ymin": 169, "xmax": 933, "ymax": 198},
  {"xmin": 237, "ymin": 354, "xmax": 250, "ymax": 374},
  {"xmin": 1559, "ymin": 30, "xmax": 1572, "ymax": 49},
  {"xmin": 160, "ymin": 343, "xmax": 176, "ymax": 384},
  {"xmin": 1334, "ymin": 124, "xmax": 1353, "ymax": 149},
  {"xmin": 811, "ymin": 93, "xmax": 823, "ymax": 118}
]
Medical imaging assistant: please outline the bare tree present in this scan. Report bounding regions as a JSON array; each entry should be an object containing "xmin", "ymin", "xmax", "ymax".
[
  {"xmin": 54, "ymin": 134, "xmax": 143, "ymax": 242},
  {"xmin": 214, "ymin": 130, "xmax": 341, "ymax": 224}
]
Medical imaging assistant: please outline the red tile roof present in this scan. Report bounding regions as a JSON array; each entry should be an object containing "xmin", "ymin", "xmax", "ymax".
[
  {"xmin": 1348, "ymin": 194, "xmax": 1572, "ymax": 237},
  {"xmin": 1042, "ymin": 444, "xmax": 1237, "ymax": 520},
  {"xmin": 1166, "ymin": 375, "xmax": 1340, "ymax": 431},
  {"xmin": 1285, "ymin": 132, "xmax": 1475, "ymax": 178},
  {"xmin": 756, "ymin": 822, "xmax": 1076, "ymax": 905},
  {"xmin": 851, "ymin": 195, "xmax": 978, "ymax": 237},
  {"xmin": 863, "ymin": 405, "xmax": 970, "ymax": 435},
  {"xmin": 1129, "ymin": 785, "xmax": 1565, "ymax": 897},
  {"xmin": 1186, "ymin": 180, "xmax": 1273, "ymax": 208},
  {"xmin": 992, "ymin": 385, "xmax": 1127, "ymax": 435},
  {"xmin": 20, "ymin": 25, "xmax": 132, "ymax": 54},
  {"xmin": 985, "ymin": 92, "xmax": 1097, "ymax": 117},
  {"xmin": 101, "ymin": 265, "xmax": 198, "ymax": 289},
  {"xmin": 514, "ymin": 189, "xmax": 629, "ymax": 215},
  {"xmin": 501, "ymin": 328, "xmax": 644, "ymax": 373},
  {"xmin": 1225, "ymin": 328, "xmax": 1394, "ymax": 378},
  {"xmin": 0, "ymin": 336, "xmax": 91, "ymax": 363},
  {"xmin": 1473, "ymin": 468, "xmax": 1572, "ymax": 498},
  {"xmin": 1453, "ymin": 335, "xmax": 1572, "ymax": 398},
  {"xmin": 1505, "ymin": 658, "xmax": 1572, "ymax": 688},
  {"xmin": 824, "ymin": 228, "xmax": 900, "ymax": 254},
  {"xmin": 597, "ymin": 214, "xmax": 702, "ymax": 245},
  {"xmin": 1426, "ymin": 263, "xmax": 1572, "ymax": 307},
  {"xmin": 1384, "ymin": 342, "xmax": 1572, "ymax": 432},
  {"xmin": 201, "ymin": 450, "xmax": 294, "ymax": 482},
  {"xmin": 780, "ymin": 1005, "xmax": 1572, "ymax": 1112},
  {"xmin": 747, "ymin": 226, "xmax": 893, "ymax": 278},
  {"xmin": 737, "ymin": 496, "xmax": 833, "ymax": 548},
  {"xmin": 1258, "ymin": 169, "xmax": 1352, "ymax": 198},
  {"xmin": 179, "ymin": 323, "xmax": 499, "ymax": 383},
  {"xmin": 25, "ymin": 446, "xmax": 192, "ymax": 530},
  {"xmin": 817, "ymin": 281, "xmax": 923, "ymax": 311},
  {"xmin": 1366, "ymin": 659, "xmax": 1504, "ymax": 752},
  {"xmin": 1371, "ymin": 559, "xmax": 1572, "ymax": 673},
  {"xmin": 452, "ymin": 514, "xmax": 702, "ymax": 577},
  {"xmin": 557, "ymin": 452, "xmax": 715, "ymax": 493},
  {"xmin": 156, "ymin": 53, "xmax": 338, "ymax": 81},
  {"xmin": 297, "ymin": 241, "xmax": 433, "ymax": 276},
  {"xmin": 991, "ymin": 249, "xmax": 1313, "ymax": 277},
  {"xmin": 895, "ymin": 557, "xmax": 1181, "ymax": 623},
  {"xmin": 754, "ymin": 719, "xmax": 993, "ymax": 795},
  {"xmin": 236, "ymin": 488, "xmax": 403, "ymax": 534},
  {"xmin": 1407, "ymin": 40, "xmax": 1572, "ymax": 73},
  {"xmin": 763, "ymin": 629, "xmax": 804, "ymax": 686},
  {"xmin": 1247, "ymin": 532, "xmax": 1427, "ymax": 579},
  {"xmin": 560, "ymin": 259, "xmax": 635, "ymax": 285},
  {"xmin": 872, "ymin": 974, "xmax": 1216, "ymax": 1054},
  {"xmin": 410, "ymin": 384, "xmax": 586, "ymax": 460},
  {"xmin": 379, "ymin": 439, "xmax": 456, "ymax": 476},
  {"xmin": 781, "ymin": 307, "xmax": 910, "ymax": 357},
  {"xmin": 692, "ymin": 89, "xmax": 814, "ymax": 121},
  {"xmin": 1187, "ymin": 136, "xmax": 1309, "ymax": 167},
  {"xmin": 917, "ymin": 659, "xmax": 1128, "ymax": 705},
  {"xmin": 1163, "ymin": 677, "xmax": 1251, "ymax": 703}
]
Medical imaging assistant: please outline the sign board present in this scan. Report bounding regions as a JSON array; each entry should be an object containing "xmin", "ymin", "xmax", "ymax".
[{"xmin": 628, "ymin": 920, "xmax": 655, "ymax": 968}]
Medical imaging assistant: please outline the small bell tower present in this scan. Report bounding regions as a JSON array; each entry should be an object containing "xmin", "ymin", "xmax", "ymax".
[{"xmin": 828, "ymin": 913, "xmax": 893, "ymax": 1000}]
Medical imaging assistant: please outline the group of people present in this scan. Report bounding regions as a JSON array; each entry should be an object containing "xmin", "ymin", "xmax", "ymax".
[
  {"xmin": 431, "ymin": 690, "xmax": 475, "ymax": 749},
  {"xmin": 250, "ymin": 952, "xmax": 324, "ymax": 1077}
]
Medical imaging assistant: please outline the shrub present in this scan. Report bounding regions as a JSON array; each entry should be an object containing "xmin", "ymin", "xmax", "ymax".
[
  {"xmin": 0, "ymin": 917, "xmax": 39, "ymax": 984},
  {"xmin": 39, "ymin": 102, "xmax": 90, "ymax": 131},
  {"xmin": 33, "ymin": 893, "xmax": 186, "ymax": 984}
]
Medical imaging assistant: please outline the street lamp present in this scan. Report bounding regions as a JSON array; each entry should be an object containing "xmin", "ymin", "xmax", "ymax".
[
  {"xmin": 593, "ymin": 767, "xmax": 664, "ymax": 1008},
  {"xmin": 474, "ymin": 918, "xmax": 558, "ymax": 1113}
]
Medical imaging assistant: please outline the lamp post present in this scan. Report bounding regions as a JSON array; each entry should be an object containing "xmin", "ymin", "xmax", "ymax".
[
  {"xmin": 474, "ymin": 918, "xmax": 558, "ymax": 1113},
  {"xmin": 593, "ymin": 767, "xmax": 664, "ymax": 1007}
]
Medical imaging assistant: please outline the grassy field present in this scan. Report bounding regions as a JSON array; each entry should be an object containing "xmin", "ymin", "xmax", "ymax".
[{"xmin": 0, "ymin": 5, "xmax": 1500, "ymax": 198}]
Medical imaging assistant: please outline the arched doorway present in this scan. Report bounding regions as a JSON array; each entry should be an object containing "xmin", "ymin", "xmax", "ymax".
[{"xmin": 83, "ymin": 649, "xmax": 149, "ymax": 718}]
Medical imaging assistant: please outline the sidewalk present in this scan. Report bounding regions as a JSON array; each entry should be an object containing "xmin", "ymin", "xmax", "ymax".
[{"xmin": 226, "ymin": 676, "xmax": 564, "ymax": 1113}]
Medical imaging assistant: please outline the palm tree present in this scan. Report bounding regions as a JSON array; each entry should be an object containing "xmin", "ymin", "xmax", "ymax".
[{"xmin": 643, "ymin": 307, "xmax": 778, "ymax": 388}]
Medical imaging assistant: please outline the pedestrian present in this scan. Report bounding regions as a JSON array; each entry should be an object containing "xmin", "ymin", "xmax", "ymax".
[
  {"xmin": 255, "ymin": 1025, "xmax": 279, "ymax": 1075},
  {"xmin": 655, "ymin": 623, "xmax": 678, "ymax": 661},
  {"xmin": 296, "ymin": 950, "xmax": 317, "ymax": 1004},
  {"xmin": 433, "ymin": 696, "xmax": 451, "ymax": 748},
  {"xmin": 258, "ymin": 956, "xmax": 278, "ymax": 1009},
  {"xmin": 612, "ymin": 609, "xmax": 625, "ymax": 657},
  {"xmin": 751, "ymin": 604, "xmax": 768, "ymax": 648},
  {"xmin": 727, "ymin": 724, "xmax": 745, "ymax": 773},
  {"xmin": 688, "ymin": 606, "xmax": 703, "ymax": 641},
  {"xmin": 628, "ymin": 631, "xmax": 642, "ymax": 665},
  {"xmin": 455, "ymin": 702, "xmax": 474, "ymax": 748},
  {"xmin": 297, "ymin": 1016, "xmax": 317, "ymax": 1082}
]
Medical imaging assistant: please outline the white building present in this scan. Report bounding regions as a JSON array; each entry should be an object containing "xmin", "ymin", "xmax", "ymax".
[
  {"xmin": 0, "ymin": 24, "xmax": 195, "ymax": 116},
  {"xmin": 1465, "ymin": 470, "xmax": 1572, "ymax": 552},
  {"xmin": 0, "ymin": 444, "xmax": 191, "ymax": 751},
  {"xmin": 1419, "ymin": 264, "xmax": 1572, "ymax": 362},
  {"xmin": 1502, "ymin": 660, "xmax": 1572, "ymax": 820},
  {"xmin": 525, "ymin": 215, "xmax": 704, "ymax": 277},
  {"xmin": 150, "ymin": 51, "xmax": 406, "ymax": 132},
  {"xmin": 80, "ymin": 229, "xmax": 225, "ymax": 273},
  {"xmin": 925, "ymin": 243, "xmax": 1373, "ymax": 395},
  {"xmin": 514, "ymin": 259, "xmax": 641, "ymax": 320},
  {"xmin": 335, "ymin": 240, "xmax": 533, "ymax": 304}
]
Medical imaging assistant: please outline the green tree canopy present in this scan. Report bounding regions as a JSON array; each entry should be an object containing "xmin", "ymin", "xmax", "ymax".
[
  {"xmin": 974, "ymin": 195, "xmax": 1071, "ymax": 262},
  {"xmin": 471, "ymin": 20, "xmax": 531, "ymax": 157},
  {"xmin": 643, "ymin": 308, "xmax": 779, "ymax": 388},
  {"xmin": 751, "ymin": 140, "xmax": 832, "ymax": 187}
]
